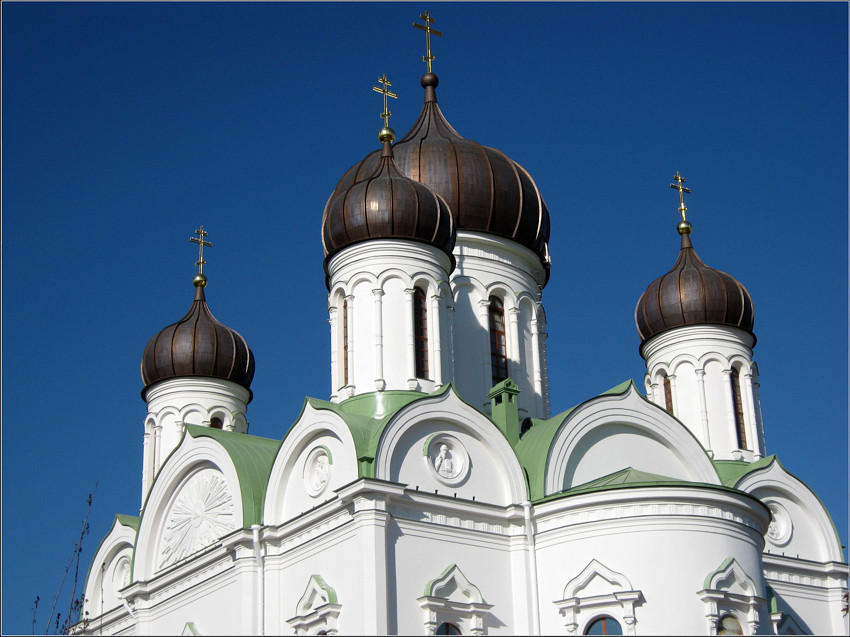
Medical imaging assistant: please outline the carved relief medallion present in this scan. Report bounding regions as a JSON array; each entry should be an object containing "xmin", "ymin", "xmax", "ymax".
[
  {"xmin": 425, "ymin": 434, "xmax": 470, "ymax": 486},
  {"xmin": 158, "ymin": 469, "xmax": 234, "ymax": 571},
  {"xmin": 112, "ymin": 556, "xmax": 131, "ymax": 595},
  {"xmin": 303, "ymin": 446, "xmax": 332, "ymax": 497},
  {"xmin": 765, "ymin": 501, "xmax": 792, "ymax": 546}
]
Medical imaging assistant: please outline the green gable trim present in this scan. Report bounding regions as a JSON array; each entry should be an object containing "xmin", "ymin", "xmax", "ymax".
[
  {"xmin": 713, "ymin": 456, "xmax": 776, "ymax": 487},
  {"xmin": 424, "ymin": 564, "xmax": 457, "ymax": 596},
  {"xmin": 299, "ymin": 388, "xmax": 445, "ymax": 478},
  {"xmin": 82, "ymin": 514, "xmax": 140, "ymax": 610},
  {"xmin": 309, "ymin": 574, "xmax": 338, "ymax": 605},
  {"xmin": 186, "ymin": 425, "xmax": 281, "ymax": 527}
]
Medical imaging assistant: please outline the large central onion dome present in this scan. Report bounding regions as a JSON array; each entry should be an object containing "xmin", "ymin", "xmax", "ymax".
[
  {"xmin": 329, "ymin": 73, "xmax": 550, "ymax": 274},
  {"xmin": 635, "ymin": 227, "xmax": 755, "ymax": 345},
  {"xmin": 322, "ymin": 132, "xmax": 456, "ymax": 270},
  {"xmin": 141, "ymin": 276, "xmax": 255, "ymax": 397}
]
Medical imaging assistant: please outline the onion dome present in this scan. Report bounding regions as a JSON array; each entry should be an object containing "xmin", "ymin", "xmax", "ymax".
[
  {"xmin": 141, "ymin": 274, "xmax": 255, "ymax": 398},
  {"xmin": 635, "ymin": 226, "xmax": 755, "ymax": 345},
  {"xmin": 322, "ymin": 129, "xmax": 456, "ymax": 271},
  {"xmin": 330, "ymin": 73, "xmax": 550, "ymax": 278}
]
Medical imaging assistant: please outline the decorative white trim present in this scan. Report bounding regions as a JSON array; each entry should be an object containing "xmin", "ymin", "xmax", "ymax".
[
  {"xmin": 418, "ymin": 564, "xmax": 493, "ymax": 635},
  {"xmin": 554, "ymin": 559, "xmax": 642, "ymax": 636},
  {"xmin": 287, "ymin": 574, "xmax": 341, "ymax": 635},
  {"xmin": 698, "ymin": 558, "xmax": 765, "ymax": 635}
]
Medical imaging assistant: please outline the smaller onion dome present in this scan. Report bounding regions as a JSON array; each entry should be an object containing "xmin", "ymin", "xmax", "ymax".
[
  {"xmin": 321, "ymin": 132, "xmax": 456, "ymax": 276},
  {"xmin": 635, "ymin": 227, "xmax": 755, "ymax": 345},
  {"xmin": 141, "ymin": 275, "xmax": 255, "ymax": 398}
]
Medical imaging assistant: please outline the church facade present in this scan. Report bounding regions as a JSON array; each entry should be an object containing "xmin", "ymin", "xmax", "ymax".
[{"xmin": 77, "ymin": 19, "xmax": 847, "ymax": 637}]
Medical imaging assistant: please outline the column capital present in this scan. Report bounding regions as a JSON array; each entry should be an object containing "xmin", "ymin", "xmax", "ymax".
[{"xmin": 372, "ymin": 288, "xmax": 385, "ymax": 297}]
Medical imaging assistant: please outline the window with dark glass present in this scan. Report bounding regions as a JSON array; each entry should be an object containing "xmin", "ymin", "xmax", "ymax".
[
  {"xmin": 584, "ymin": 616, "xmax": 623, "ymax": 635},
  {"xmin": 489, "ymin": 296, "xmax": 508, "ymax": 386},
  {"xmin": 730, "ymin": 368, "xmax": 747, "ymax": 449},
  {"xmin": 342, "ymin": 298, "xmax": 349, "ymax": 385},
  {"xmin": 414, "ymin": 287, "xmax": 429, "ymax": 378},
  {"xmin": 436, "ymin": 623, "xmax": 462, "ymax": 635},
  {"xmin": 663, "ymin": 375, "xmax": 674, "ymax": 414},
  {"xmin": 210, "ymin": 417, "xmax": 223, "ymax": 430}
]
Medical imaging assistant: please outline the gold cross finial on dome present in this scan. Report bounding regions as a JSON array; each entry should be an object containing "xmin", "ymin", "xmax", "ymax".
[
  {"xmin": 190, "ymin": 226, "xmax": 213, "ymax": 275},
  {"xmin": 372, "ymin": 74, "xmax": 398, "ymax": 128},
  {"xmin": 670, "ymin": 172, "xmax": 693, "ymax": 235},
  {"xmin": 413, "ymin": 11, "xmax": 442, "ymax": 73}
]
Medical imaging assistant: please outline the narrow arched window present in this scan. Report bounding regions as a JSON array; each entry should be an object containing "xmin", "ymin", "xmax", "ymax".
[
  {"xmin": 730, "ymin": 368, "xmax": 747, "ymax": 449},
  {"xmin": 342, "ymin": 298, "xmax": 349, "ymax": 386},
  {"xmin": 209, "ymin": 416, "xmax": 223, "ymax": 430},
  {"xmin": 489, "ymin": 296, "xmax": 508, "ymax": 386},
  {"xmin": 436, "ymin": 623, "xmax": 461, "ymax": 635},
  {"xmin": 717, "ymin": 614, "xmax": 743, "ymax": 635},
  {"xmin": 414, "ymin": 287, "xmax": 429, "ymax": 378},
  {"xmin": 585, "ymin": 616, "xmax": 623, "ymax": 635},
  {"xmin": 663, "ymin": 374, "xmax": 674, "ymax": 414}
]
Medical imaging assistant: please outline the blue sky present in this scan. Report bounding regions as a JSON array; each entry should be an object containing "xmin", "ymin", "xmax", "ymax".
[{"xmin": 2, "ymin": 2, "xmax": 847, "ymax": 633}]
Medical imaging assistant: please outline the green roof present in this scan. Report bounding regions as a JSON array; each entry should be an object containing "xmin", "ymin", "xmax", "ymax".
[
  {"xmin": 185, "ymin": 425, "xmax": 281, "ymax": 527},
  {"xmin": 514, "ymin": 380, "xmax": 636, "ymax": 501},
  {"xmin": 713, "ymin": 455, "xmax": 777, "ymax": 487}
]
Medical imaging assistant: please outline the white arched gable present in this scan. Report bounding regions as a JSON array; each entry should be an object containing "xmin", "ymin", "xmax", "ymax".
[
  {"xmin": 83, "ymin": 518, "xmax": 137, "ymax": 619},
  {"xmin": 563, "ymin": 559, "xmax": 634, "ymax": 599},
  {"xmin": 545, "ymin": 384, "xmax": 718, "ymax": 495},
  {"xmin": 735, "ymin": 460, "xmax": 844, "ymax": 562},
  {"xmin": 134, "ymin": 435, "xmax": 243, "ymax": 581},
  {"xmin": 264, "ymin": 402, "xmax": 360, "ymax": 526},
  {"xmin": 374, "ymin": 389, "xmax": 527, "ymax": 505}
]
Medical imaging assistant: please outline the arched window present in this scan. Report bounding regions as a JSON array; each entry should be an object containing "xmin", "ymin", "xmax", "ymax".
[
  {"xmin": 663, "ymin": 374, "xmax": 674, "ymax": 414},
  {"xmin": 436, "ymin": 623, "xmax": 462, "ymax": 635},
  {"xmin": 209, "ymin": 416, "xmax": 223, "ymax": 430},
  {"xmin": 342, "ymin": 298, "xmax": 349, "ymax": 385},
  {"xmin": 730, "ymin": 368, "xmax": 747, "ymax": 449},
  {"xmin": 414, "ymin": 287, "xmax": 429, "ymax": 378},
  {"xmin": 717, "ymin": 613, "xmax": 744, "ymax": 635},
  {"xmin": 489, "ymin": 296, "xmax": 508, "ymax": 386},
  {"xmin": 584, "ymin": 616, "xmax": 623, "ymax": 635}
]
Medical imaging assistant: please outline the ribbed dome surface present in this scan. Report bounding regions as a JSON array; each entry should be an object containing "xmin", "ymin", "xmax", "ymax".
[
  {"xmin": 322, "ymin": 140, "xmax": 456, "ymax": 267},
  {"xmin": 330, "ymin": 73, "xmax": 550, "ymax": 272},
  {"xmin": 141, "ymin": 283, "xmax": 255, "ymax": 395},
  {"xmin": 635, "ymin": 232, "xmax": 755, "ymax": 344}
]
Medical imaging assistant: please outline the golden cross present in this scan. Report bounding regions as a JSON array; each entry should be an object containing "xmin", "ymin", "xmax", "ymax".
[
  {"xmin": 190, "ymin": 226, "xmax": 213, "ymax": 275},
  {"xmin": 413, "ymin": 11, "xmax": 442, "ymax": 73},
  {"xmin": 670, "ymin": 171, "xmax": 691, "ymax": 222},
  {"xmin": 372, "ymin": 74, "xmax": 398, "ymax": 128}
]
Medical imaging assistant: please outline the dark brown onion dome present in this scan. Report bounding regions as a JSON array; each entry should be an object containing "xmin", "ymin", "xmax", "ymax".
[
  {"xmin": 322, "ymin": 138, "xmax": 456, "ymax": 273},
  {"xmin": 635, "ymin": 230, "xmax": 755, "ymax": 345},
  {"xmin": 141, "ymin": 278, "xmax": 255, "ymax": 398},
  {"xmin": 330, "ymin": 73, "xmax": 550, "ymax": 280}
]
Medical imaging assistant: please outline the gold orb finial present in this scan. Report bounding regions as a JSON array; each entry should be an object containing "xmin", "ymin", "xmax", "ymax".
[
  {"xmin": 193, "ymin": 273, "xmax": 208, "ymax": 287},
  {"xmin": 677, "ymin": 219, "xmax": 693, "ymax": 235},
  {"xmin": 378, "ymin": 126, "xmax": 396, "ymax": 143}
]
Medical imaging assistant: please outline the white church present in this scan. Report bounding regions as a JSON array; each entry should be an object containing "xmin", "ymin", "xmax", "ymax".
[{"xmin": 76, "ymin": 16, "xmax": 847, "ymax": 637}]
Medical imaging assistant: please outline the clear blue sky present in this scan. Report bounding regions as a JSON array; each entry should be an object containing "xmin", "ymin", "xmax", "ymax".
[{"xmin": 2, "ymin": 2, "xmax": 847, "ymax": 633}]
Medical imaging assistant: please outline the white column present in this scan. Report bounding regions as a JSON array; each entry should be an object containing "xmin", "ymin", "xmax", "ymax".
[
  {"xmin": 648, "ymin": 380, "xmax": 661, "ymax": 409},
  {"xmin": 508, "ymin": 306, "xmax": 521, "ymax": 382},
  {"xmin": 141, "ymin": 428, "xmax": 151, "ymax": 506},
  {"xmin": 445, "ymin": 299, "xmax": 456, "ymax": 386},
  {"xmin": 721, "ymin": 369, "xmax": 737, "ymax": 449},
  {"xmin": 667, "ymin": 374, "xmax": 680, "ymax": 416},
  {"xmin": 328, "ymin": 306, "xmax": 338, "ymax": 399},
  {"xmin": 695, "ymin": 369, "xmax": 713, "ymax": 455},
  {"xmin": 742, "ymin": 371, "xmax": 760, "ymax": 456},
  {"xmin": 344, "ymin": 295, "xmax": 355, "ymax": 393},
  {"xmin": 531, "ymin": 313, "xmax": 543, "ymax": 416},
  {"xmin": 477, "ymin": 299, "xmax": 492, "ymax": 402},
  {"xmin": 404, "ymin": 288, "xmax": 417, "ymax": 388},
  {"xmin": 373, "ymin": 289, "xmax": 385, "ymax": 391},
  {"xmin": 153, "ymin": 423, "xmax": 163, "ymax": 474},
  {"xmin": 430, "ymin": 293, "xmax": 443, "ymax": 386}
]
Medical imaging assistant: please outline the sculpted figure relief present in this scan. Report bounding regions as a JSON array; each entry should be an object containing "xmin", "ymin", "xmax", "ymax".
[{"xmin": 434, "ymin": 444, "xmax": 455, "ymax": 478}]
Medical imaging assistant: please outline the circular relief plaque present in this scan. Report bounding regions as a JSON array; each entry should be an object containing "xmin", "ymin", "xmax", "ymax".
[
  {"xmin": 303, "ymin": 446, "xmax": 332, "ymax": 497},
  {"xmin": 766, "ymin": 501, "xmax": 792, "ymax": 546},
  {"xmin": 425, "ymin": 434, "xmax": 470, "ymax": 486}
]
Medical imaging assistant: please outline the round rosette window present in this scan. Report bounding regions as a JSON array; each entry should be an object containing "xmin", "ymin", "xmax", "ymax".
[
  {"xmin": 424, "ymin": 434, "xmax": 470, "ymax": 486},
  {"xmin": 303, "ymin": 446, "xmax": 333, "ymax": 498},
  {"xmin": 765, "ymin": 500, "xmax": 793, "ymax": 546}
]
